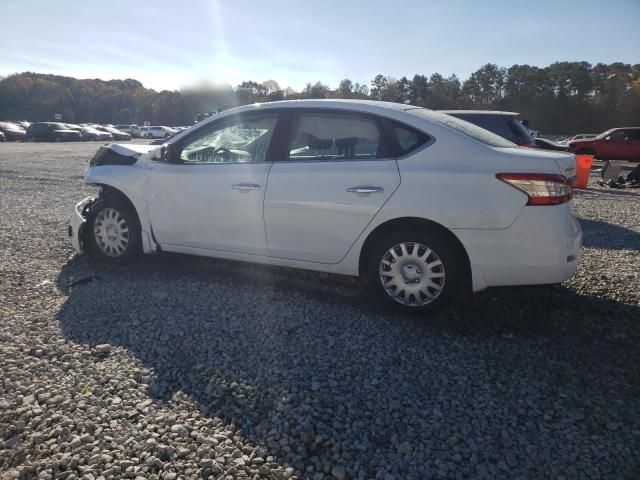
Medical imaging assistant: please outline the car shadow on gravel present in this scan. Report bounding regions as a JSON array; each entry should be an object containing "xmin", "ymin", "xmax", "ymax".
[
  {"xmin": 53, "ymin": 252, "xmax": 640, "ymax": 477},
  {"xmin": 579, "ymin": 218, "xmax": 640, "ymax": 251}
]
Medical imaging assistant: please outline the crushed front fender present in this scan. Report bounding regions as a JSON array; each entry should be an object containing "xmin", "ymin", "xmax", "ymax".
[{"xmin": 69, "ymin": 196, "xmax": 101, "ymax": 253}]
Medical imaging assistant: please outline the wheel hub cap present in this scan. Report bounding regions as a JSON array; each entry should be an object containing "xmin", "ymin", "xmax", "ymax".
[
  {"xmin": 401, "ymin": 264, "xmax": 422, "ymax": 283},
  {"xmin": 93, "ymin": 208, "xmax": 129, "ymax": 257},
  {"xmin": 379, "ymin": 242, "xmax": 446, "ymax": 307}
]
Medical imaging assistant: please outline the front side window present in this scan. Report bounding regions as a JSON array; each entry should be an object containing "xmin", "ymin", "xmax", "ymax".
[
  {"xmin": 179, "ymin": 113, "xmax": 278, "ymax": 164},
  {"xmin": 609, "ymin": 130, "xmax": 627, "ymax": 141},
  {"xmin": 287, "ymin": 112, "xmax": 382, "ymax": 161}
]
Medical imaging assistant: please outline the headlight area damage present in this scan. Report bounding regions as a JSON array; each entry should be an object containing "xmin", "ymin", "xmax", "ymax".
[{"xmin": 68, "ymin": 196, "xmax": 104, "ymax": 253}]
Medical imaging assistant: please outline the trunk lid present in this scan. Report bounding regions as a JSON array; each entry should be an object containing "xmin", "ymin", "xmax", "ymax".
[{"xmin": 501, "ymin": 147, "xmax": 577, "ymax": 181}]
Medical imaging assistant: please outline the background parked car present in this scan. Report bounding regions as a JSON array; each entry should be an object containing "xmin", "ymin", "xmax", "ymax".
[
  {"xmin": 569, "ymin": 127, "xmax": 640, "ymax": 161},
  {"xmin": 0, "ymin": 131, "xmax": 5, "ymax": 142},
  {"xmin": 439, "ymin": 110, "xmax": 535, "ymax": 147},
  {"xmin": 146, "ymin": 126, "xmax": 177, "ymax": 139},
  {"xmin": 26, "ymin": 122, "xmax": 83, "ymax": 142},
  {"xmin": 113, "ymin": 124, "xmax": 140, "ymax": 137},
  {"xmin": 534, "ymin": 137, "xmax": 568, "ymax": 151},
  {"xmin": 0, "ymin": 122, "xmax": 27, "ymax": 141},
  {"xmin": 97, "ymin": 126, "xmax": 131, "ymax": 141},
  {"xmin": 568, "ymin": 133, "xmax": 596, "ymax": 142},
  {"xmin": 80, "ymin": 126, "xmax": 113, "ymax": 141}
]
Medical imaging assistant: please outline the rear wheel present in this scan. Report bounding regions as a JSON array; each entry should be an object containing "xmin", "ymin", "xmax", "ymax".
[
  {"xmin": 86, "ymin": 196, "xmax": 141, "ymax": 264},
  {"xmin": 366, "ymin": 230, "xmax": 462, "ymax": 313}
]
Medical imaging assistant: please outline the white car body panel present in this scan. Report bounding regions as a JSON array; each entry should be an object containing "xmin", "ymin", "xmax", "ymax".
[
  {"xmin": 147, "ymin": 162, "xmax": 271, "ymax": 255},
  {"xmin": 72, "ymin": 99, "xmax": 582, "ymax": 293},
  {"xmin": 264, "ymin": 159, "xmax": 400, "ymax": 263}
]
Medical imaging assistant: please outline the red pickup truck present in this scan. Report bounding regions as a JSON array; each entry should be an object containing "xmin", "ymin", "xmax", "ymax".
[{"xmin": 569, "ymin": 127, "xmax": 640, "ymax": 161}]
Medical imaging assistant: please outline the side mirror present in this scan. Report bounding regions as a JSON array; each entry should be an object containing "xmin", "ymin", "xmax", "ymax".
[{"xmin": 160, "ymin": 144, "xmax": 180, "ymax": 162}]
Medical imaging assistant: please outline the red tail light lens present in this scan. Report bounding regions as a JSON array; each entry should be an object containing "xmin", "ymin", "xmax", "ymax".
[{"xmin": 496, "ymin": 173, "xmax": 573, "ymax": 205}]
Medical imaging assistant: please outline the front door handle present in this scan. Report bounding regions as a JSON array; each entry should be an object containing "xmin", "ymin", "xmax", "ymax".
[
  {"xmin": 231, "ymin": 183, "xmax": 261, "ymax": 191},
  {"xmin": 347, "ymin": 186, "xmax": 384, "ymax": 194}
]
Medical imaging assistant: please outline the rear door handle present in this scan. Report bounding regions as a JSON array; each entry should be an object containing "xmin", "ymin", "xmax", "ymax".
[
  {"xmin": 231, "ymin": 183, "xmax": 261, "ymax": 191},
  {"xmin": 347, "ymin": 186, "xmax": 384, "ymax": 194}
]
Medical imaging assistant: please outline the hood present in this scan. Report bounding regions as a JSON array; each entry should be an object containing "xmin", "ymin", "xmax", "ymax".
[
  {"xmin": 569, "ymin": 138, "xmax": 594, "ymax": 146},
  {"xmin": 89, "ymin": 143, "xmax": 161, "ymax": 167},
  {"xmin": 108, "ymin": 143, "xmax": 160, "ymax": 156}
]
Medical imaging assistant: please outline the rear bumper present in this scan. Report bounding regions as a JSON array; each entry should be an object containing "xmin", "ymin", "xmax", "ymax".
[
  {"xmin": 455, "ymin": 203, "xmax": 582, "ymax": 291},
  {"xmin": 69, "ymin": 197, "xmax": 94, "ymax": 253}
]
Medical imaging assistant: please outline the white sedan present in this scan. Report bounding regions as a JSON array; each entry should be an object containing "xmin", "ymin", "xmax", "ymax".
[{"xmin": 69, "ymin": 100, "xmax": 581, "ymax": 312}]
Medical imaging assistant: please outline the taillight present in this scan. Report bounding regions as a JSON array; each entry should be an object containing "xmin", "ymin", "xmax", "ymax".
[
  {"xmin": 496, "ymin": 173, "xmax": 573, "ymax": 205},
  {"xmin": 517, "ymin": 141, "xmax": 534, "ymax": 147}
]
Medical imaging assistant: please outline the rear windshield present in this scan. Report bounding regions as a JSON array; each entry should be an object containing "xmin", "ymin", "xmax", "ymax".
[{"xmin": 408, "ymin": 109, "xmax": 515, "ymax": 147}]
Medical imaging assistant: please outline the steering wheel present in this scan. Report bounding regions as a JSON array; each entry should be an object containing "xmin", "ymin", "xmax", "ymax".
[{"xmin": 213, "ymin": 146, "xmax": 232, "ymax": 161}]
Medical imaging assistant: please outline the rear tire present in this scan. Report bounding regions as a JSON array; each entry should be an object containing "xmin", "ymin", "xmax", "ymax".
[
  {"xmin": 86, "ymin": 195, "xmax": 142, "ymax": 265},
  {"xmin": 366, "ymin": 230, "xmax": 462, "ymax": 314}
]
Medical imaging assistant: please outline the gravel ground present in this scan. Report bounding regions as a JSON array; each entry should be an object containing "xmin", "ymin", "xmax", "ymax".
[{"xmin": 1, "ymin": 141, "xmax": 639, "ymax": 480}]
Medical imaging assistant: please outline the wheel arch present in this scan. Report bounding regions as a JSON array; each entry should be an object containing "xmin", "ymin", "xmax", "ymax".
[
  {"xmin": 96, "ymin": 184, "xmax": 140, "ymax": 222},
  {"xmin": 575, "ymin": 147, "xmax": 597, "ymax": 157},
  {"xmin": 358, "ymin": 217, "xmax": 472, "ymax": 289},
  {"xmin": 88, "ymin": 183, "xmax": 158, "ymax": 253}
]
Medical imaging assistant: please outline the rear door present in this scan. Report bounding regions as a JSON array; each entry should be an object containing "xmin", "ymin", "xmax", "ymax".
[{"xmin": 264, "ymin": 109, "xmax": 401, "ymax": 263}]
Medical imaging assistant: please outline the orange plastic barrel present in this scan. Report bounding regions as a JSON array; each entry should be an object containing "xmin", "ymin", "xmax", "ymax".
[{"xmin": 574, "ymin": 154, "xmax": 594, "ymax": 189}]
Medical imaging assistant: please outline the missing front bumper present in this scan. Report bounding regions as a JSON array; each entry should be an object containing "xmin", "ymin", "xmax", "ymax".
[{"xmin": 69, "ymin": 196, "xmax": 95, "ymax": 253}]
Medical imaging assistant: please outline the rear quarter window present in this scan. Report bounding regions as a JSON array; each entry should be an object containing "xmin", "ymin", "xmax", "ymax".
[
  {"xmin": 409, "ymin": 109, "xmax": 515, "ymax": 148},
  {"xmin": 391, "ymin": 122, "xmax": 431, "ymax": 155}
]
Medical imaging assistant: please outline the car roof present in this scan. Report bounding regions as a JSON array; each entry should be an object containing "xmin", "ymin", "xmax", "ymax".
[{"xmin": 438, "ymin": 110, "xmax": 520, "ymax": 117}]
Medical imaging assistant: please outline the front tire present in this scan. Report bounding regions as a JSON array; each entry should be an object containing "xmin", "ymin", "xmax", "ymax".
[
  {"xmin": 86, "ymin": 196, "xmax": 141, "ymax": 264},
  {"xmin": 366, "ymin": 230, "xmax": 462, "ymax": 313}
]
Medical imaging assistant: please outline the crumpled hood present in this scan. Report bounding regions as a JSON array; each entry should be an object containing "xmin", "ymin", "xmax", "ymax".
[{"xmin": 107, "ymin": 143, "xmax": 160, "ymax": 156}]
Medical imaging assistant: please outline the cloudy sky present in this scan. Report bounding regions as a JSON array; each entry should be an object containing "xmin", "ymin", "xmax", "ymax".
[{"xmin": 1, "ymin": 0, "xmax": 639, "ymax": 91}]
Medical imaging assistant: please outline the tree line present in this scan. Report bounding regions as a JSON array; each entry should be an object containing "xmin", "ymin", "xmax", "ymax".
[{"xmin": 1, "ymin": 62, "xmax": 639, "ymax": 134}]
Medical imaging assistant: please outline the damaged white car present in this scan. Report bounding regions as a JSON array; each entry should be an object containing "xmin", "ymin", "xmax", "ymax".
[{"xmin": 70, "ymin": 100, "xmax": 581, "ymax": 312}]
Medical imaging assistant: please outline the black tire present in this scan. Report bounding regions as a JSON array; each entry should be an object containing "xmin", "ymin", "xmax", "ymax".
[
  {"xmin": 366, "ymin": 229, "xmax": 463, "ymax": 314},
  {"xmin": 54, "ymin": 136, "xmax": 62, "ymax": 142},
  {"xmin": 86, "ymin": 195, "xmax": 142, "ymax": 265}
]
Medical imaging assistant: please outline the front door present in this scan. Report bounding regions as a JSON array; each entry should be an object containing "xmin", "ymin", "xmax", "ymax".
[
  {"xmin": 147, "ymin": 112, "xmax": 280, "ymax": 255},
  {"xmin": 264, "ymin": 109, "xmax": 401, "ymax": 263}
]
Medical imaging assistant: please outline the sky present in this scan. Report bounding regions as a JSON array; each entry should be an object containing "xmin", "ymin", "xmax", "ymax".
[{"xmin": 1, "ymin": 0, "xmax": 639, "ymax": 91}]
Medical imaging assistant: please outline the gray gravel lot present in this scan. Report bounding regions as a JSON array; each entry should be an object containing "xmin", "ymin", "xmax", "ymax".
[{"xmin": 1, "ymin": 141, "xmax": 639, "ymax": 480}]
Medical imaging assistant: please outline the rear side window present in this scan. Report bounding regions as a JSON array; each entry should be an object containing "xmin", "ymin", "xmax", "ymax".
[
  {"xmin": 628, "ymin": 130, "xmax": 640, "ymax": 140},
  {"xmin": 391, "ymin": 123, "xmax": 431, "ymax": 155},
  {"xmin": 287, "ymin": 112, "xmax": 383, "ymax": 161},
  {"xmin": 409, "ymin": 109, "xmax": 515, "ymax": 147}
]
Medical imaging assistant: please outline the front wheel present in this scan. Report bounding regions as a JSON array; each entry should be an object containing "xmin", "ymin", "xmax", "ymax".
[
  {"xmin": 86, "ymin": 196, "xmax": 141, "ymax": 264},
  {"xmin": 366, "ymin": 230, "xmax": 462, "ymax": 313}
]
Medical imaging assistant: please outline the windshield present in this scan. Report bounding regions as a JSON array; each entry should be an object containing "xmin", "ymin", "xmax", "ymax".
[
  {"xmin": 595, "ymin": 129, "xmax": 615, "ymax": 140},
  {"xmin": 408, "ymin": 109, "xmax": 516, "ymax": 147}
]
